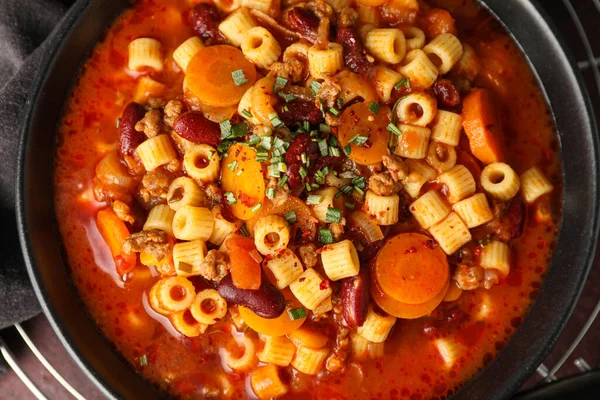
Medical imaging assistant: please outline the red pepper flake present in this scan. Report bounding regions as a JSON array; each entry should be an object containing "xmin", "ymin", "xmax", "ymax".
[
  {"xmin": 238, "ymin": 192, "xmax": 256, "ymax": 206},
  {"xmin": 473, "ymin": 247, "xmax": 481, "ymax": 256},
  {"xmin": 404, "ymin": 246, "xmax": 417, "ymax": 254},
  {"xmin": 423, "ymin": 240, "xmax": 438, "ymax": 249},
  {"xmin": 320, "ymin": 280, "xmax": 330, "ymax": 290},
  {"xmin": 299, "ymin": 277, "xmax": 306, "ymax": 282},
  {"xmin": 301, "ymin": 229, "xmax": 312, "ymax": 238}
]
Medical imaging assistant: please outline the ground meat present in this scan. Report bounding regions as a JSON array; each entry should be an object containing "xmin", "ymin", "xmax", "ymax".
[
  {"xmin": 297, "ymin": 243, "xmax": 318, "ymax": 268},
  {"xmin": 269, "ymin": 59, "xmax": 305, "ymax": 83},
  {"xmin": 112, "ymin": 200, "xmax": 135, "ymax": 225},
  {"xmin": 203, "ymin": 183, "xmax": 222, "ymax": 206},
  {"xmin": 487, "ymin": 199, "xmax": 525, "ymax": 242},
  {"xmin": 165, "ymin": 158, "xmax": 182, "ymax": 173},
  {"xmin": 330, "ymin": 222, "xmax": 345, "ymax": 241},
  {"xmin": 382, "ymin": 155, "xmax": 408, "ymax": 182},
  {"xmin": 454, "ymin": 264, "xmax": 499, "ymax": 290},
  {"xmin": 368, "ymin": 171, "xmax": 403, "ymax": 196},
  {"xmin": 267, "ymin": 177, "xmax": 290, "ymax": 200},
  {"xmin": 139, "ymin": 169, "xmax": 171, "ymax": 203},
  {"xmin": 146, "ymin": 97, "xmax": 164, "ymax": 109},
  {"xmin": 122, "ymin": 229, "xmax": 171, "ymax": 261},
  {"xmin": 198, "ymin": 250, "xmax": 230, "ymax": 281},
  {"xmin": 338, "ymin": 6, "xmax": 358, "ymax": 27},
  {"xmin": 316, "ymin": 77, "xmax": 341, "ymax": 108},
  {"xmin": 163, "ymin": 100, "xmax": 183, "ymax": 127},
  {"xmin": 135, "ymin": 109, "xmax": 164, "ymax": 138},
  {"xmin": 326, "ymin": 295, "xmax": 350, "ymax": 373}
]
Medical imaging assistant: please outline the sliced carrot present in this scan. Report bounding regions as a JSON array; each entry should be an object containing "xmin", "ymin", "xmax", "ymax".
[
  {"xmin": 417, "ymin": 8, "xmax": 457, "ymax": 39},
  {"xmin": 239, "ymin": 290, "xmax": 306, "ymax": 336},
  {"xmin": 462, "ymin": 88, "xmax": 504, "ymax": 165},
  {"xmin": 443, "ymin": 280, "xmax": 463, "ymax": 302},
  {"xmin": 221, "ymin": 143, "xmax": 266, "ymax": 221},
  {"xmin": 96, "ymin": 208, "xmax": 137, "ymax": 274},
  {"xmin": 372, "ymin": 273, "xmax": 449, "ymax": 319},
  {"xmin": 225, "ymin": 236, "xmax": 262, "ymax": 290},
  {"xmin": 186, "ymin": 45, "xmax": 256, "ymax": 107},
  {"xmin": 374, "ymin": 233, "xmax": 449, "ymax": 305},
  {"xmin": 338, "ymin": 102, "xmax": 391, "ymax": 166},
  {"xmin": 287, "ymin": 325, "xmax": 328, "ymax": 348}
]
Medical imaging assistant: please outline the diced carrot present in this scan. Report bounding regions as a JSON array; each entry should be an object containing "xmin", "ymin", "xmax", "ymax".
[
  {"xmin": 417, "ymin": 8, "xmax": 457, "ymax": 39},
  {"xmin": 462, "ymin": 88, "xmax": 504, "ymax": 165},
  {"xmin": 239, "ymin": 290, "xmax": 306, "ymax": 336},
  {"xmin": 186, "ymin": 45, "xmax": 256, "ymax": 107},
  {"xmin": 374, "ymin": 233, "xmax": 449, "ymax": 305},
  {"xmin": 287, "ymin": 325, "xmax": 328, "ymax": 349},
  {"xmin": 96, "ymin": 208, "xmax": 137, "ymax": 275},
  {"xmin": 226, "ymin": 237, "xmax": 262, "ymax": 290}
]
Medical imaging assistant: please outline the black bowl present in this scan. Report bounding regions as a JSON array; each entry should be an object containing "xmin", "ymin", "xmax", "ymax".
[{"xmin": 16, "ymin": 0, "xmax": 600, "ymax": 399}]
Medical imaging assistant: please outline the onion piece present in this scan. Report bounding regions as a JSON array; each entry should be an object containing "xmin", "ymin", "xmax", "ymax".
[{"xmin": 350, "ymin": 211, "xmax": 384, "ymax": 243}]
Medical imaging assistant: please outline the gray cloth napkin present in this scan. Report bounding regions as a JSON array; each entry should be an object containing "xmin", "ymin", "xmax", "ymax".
[{"xmin": 0, "ymin": 0, "xmax": 74, "ymax": 329}]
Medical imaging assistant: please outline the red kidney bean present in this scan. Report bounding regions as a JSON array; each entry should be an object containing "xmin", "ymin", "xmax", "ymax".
[
  {"xmin": 283, "ymin": 8, "xmax": 319, "ymax": 42},
  {"xmin": 118, "ymin": 102, "xmax": 146, "ymax": 157},
  {"xmin": 189, "ymin": 3, "xmax": 222, "ymax": 43},
  {"xmin": 341, "ymin": 268, "xmax": 370, "ymax": 328},
  {"xmin": 275, "ymin": 101, "xmax": 324, "ymax": 126},
  {"xmin": 284, "ymin": 132, "xmax": 320, "ymax": 189},
  {"xmin": 422, "ymin": 305, "xmax": 469, "ymax": 336},
  {"xmin": 218, "ymin": 275, "xmax": 286, "ymax": 319},
  {"xmin": 433, "ymin": 79, "xmax": 461, "ymax": 107},
  {"xmin": 335, "ymin": 27, "xmax": 372, "ymax": 76},
  {"xmin": 173, "ymin": 111, "xmax": 221, "ymax": 147}
]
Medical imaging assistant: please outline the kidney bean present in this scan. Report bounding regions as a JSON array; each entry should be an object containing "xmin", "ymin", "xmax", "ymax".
[
  {"xmin": 275, "ymin": 101, "xmax": 324, "ymax": 126},
  {"xmin": 218, "ymin": 275, "xmax": 286, "ymax": 319},
  {"xmin": 335, "ymin": 27, "xmax": 372, "ymax": 76},
  {"xmin": 433, "ymin": 79, "xmax": 461, "ymax": 108},
  {"xmin": 173, "ymin": 111, "xmax": 221, "ymax": 147},
  {"xmin": 283, "ymin": 8, "xmax": 319, "ymax": 42},
  {"xmin": 341, "ymin": 268, "xmax": 370, "ymax": 328},
  {"xmin": 189, "ymin": 3, "xmax": 221, "ymax": 43},
  {"xmin": 118, "ymin": 102, "xmax": 146, "ymax": 157},
  {"xmin": 285, "ymin": 132, "xmax": 320, "ymax": 165}
]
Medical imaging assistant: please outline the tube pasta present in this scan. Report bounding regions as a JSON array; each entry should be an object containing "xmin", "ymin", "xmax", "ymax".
[
  {"xmin": 481, "ymin": 162, "xmax": 520, "ymax": 201},
  {"xmin": 480, "ymin": 240, "xmax": 510, "ymax": 278},
  {"xmin": 409, "ymin": 190, "xmax": 451, "ymax": 229},
  {"xmin": 128, "ymin": 38, "xmax": 163, "ymax": 71},
  {"xmin": 190, "ymin": 289, "xmax": 228, "ymax": 324},
  {"xmin": 167, "ymin": 176, "xmax": 206, "ymax": 211},
  {"xmin": 258, "ymin": 336, "xmax": 296, "ymax": 366},
  {"xmin": 365, "ymin": 29, "xmax": 407, "ymax": 64},
  {"xmin": 395, "ymin": 92, "xmax": 437, "ymax": 127},
  {"xmin": 170, "ymin": 309, "xmax": 207, "ymax": 337},
  {"xmin": 357, "ymin": 305, "xmax": 396, "ymax": 343},
  {"xmin": 452, "ymin": 43, "xmax": 481, "ymax": 81},
  {"xmin": 397, "ymin": 49, "xmax": 438, "ymax": 89},
  {"xmin": 438, "ymin": 165, "xmax": 476, "ymax": 203},
  {"xmin": 149, "ymin": 276, "xmax": 196, "ymax": 313},
  {"xmin": 144, "ymin": 204, "xmax": 176, "ymax": 236},
  {"xmin": 426, "ymin": 141, "xmax": 457, "ymax": 173},
  {"xmin": 172, "ymin": 206, "xmax": 215, "ymax": 241},
  {"xmin": 289, "ymin": 268, "xmax": 332, "ymax": 310},
  {"xmin": 253, "ymin": 215, "xmax": 290, "ymax": 255},
  {"xmin": 136, "ymin": 134, "xmax": 178, "ymax": 171},
  {"xmin": 209, "ymin": 205, "xmax": 242, "ymax": 246},
  {"xmin": 423, "ymin": 33, "xmax": 463, "ymax": 74},
  {"xmin": 173, "ymin": 240, "xmax": 208, "ymax": 276},
  {"xmin": 374, "ymin": 67, "xmax": 404, "ymax": 102},
  {"xmin": 393, "ymin": 124, "xmax": 431, "ymax": 159},
  {"xmin": 241, "ymin": 0, "xmax": 278, "ymax": 15},
  {"xmin": 264, "ymin": 248, "xmax": 304, "ymax": 289},
  {"xmin": 452, "ymin": 193, "xmax": 494, "ymax": 228},
  {"xmin": 250, "ymin": 365, "xmax": 289, "ymax": 399},
  {"xmin": 224, "ymin": 335, "xmax": 258, "ymax": 371},
  {"xmin": 358, "ymin": 23, "xmax": 376, "ymax": 43},
  {"xmin": 434, "ymin": 337, "xmax": 464, "ymax": 368},
  {"xmin": 241, "ymin": 27, "xmax": 281, "ymax": 69},
  {"xmin": 291, "ymin": 346, "xmax": 330, "ymax": 375},
  {"xmin": 134, "ymin": 76, "xmax": 166, "ymax": 104},
  {"xmin": 309, "ymin": 187, "xmax": 337, "ymax": 223},
  {"xmin": 357, "ymin": 5, "xmax": 380, "ymax": 25},
  {"xmin": 402, "ymin": 160, "xmax": 437, "ymax": 198},
  {"xmin": 320, "ymin": 240, "xmax": 360, "ymax": 281},
  {"xmin": 183, "ymin": 144, "xmax": 220, "ymax": 183},
  {"xmin": 219, "ymin": 7, "xmax": 258, "ymax": 47},
  {"xmin": 401, "ymin": 26, "xmax": 425, "ymax": 50},
  {"xmin": 520, "ymin": 166, "xmax": 554, "ymax": 204},
  {"xmin": 308, "ymin": 43, "xmax": 344, "ymax": 79},
  {"xmin": 173, "ymin": 36, "xmax": 204, "ymax": 72},
  {"xmin": 431, "ymin": 110, "xmax": 462, "ymax": 146},
  {"xmin": 429, "ymin": 212, "xmax": 472, "ymax": 255},
  {"xmin": 364, "ymin": 191, "xmax": 400, "ymax": 225}
]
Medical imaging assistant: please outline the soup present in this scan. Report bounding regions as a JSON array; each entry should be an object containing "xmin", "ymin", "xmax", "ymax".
[{"xmin": 54, "ymin": 0, "xmax": 561, "ymax": 398}]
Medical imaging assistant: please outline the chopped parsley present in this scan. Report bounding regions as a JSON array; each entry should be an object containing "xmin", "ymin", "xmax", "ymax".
[
  {"xmin": 325, "ymin": 207, "xmax": 342, "ymax": 223},
  {"xmin": 329, "ymin": 107, "xmax": 340, "ymax": 116},
  {"xmin": 369, "ymin": 101, "xmax": 380, "ymax": 114},
  {"xmin": 219, "ymin": 119, "xmax": 232, "ymax": 139},
  {"xmin": 231, "ymin": 69, "xmax": 249, "ymax": 86},
  {"xmin": 273, "ymin": 76, "xmax": 288, "ymax": 93},
  {"xmin": 278, "ymin": 92, "xmax": 298, "ymax": 103},
  {"xmin": 284, "ymin": 210, "xmax": 297, "ymax": 224},
  {"xmin": 394, "ymin": 77, "xmax": 410, "ymax": 90},
  {"xmin": 247, "ymin": 134, "xmax": 261, "ymax": 146},
  {"xmin": 318, "ymin": 139, "xmax": 329, "ymax": 156},
  {"xmin": 349, "ymin": 134, "xmax": 368, "ymax": 146},
  {"xmin": 299, "ymin": 166, "xmax": 308, "ymax": 179},
  {"xmin": 287, "ymin": 307, "xmax": 306, "ymax": 320},
  {"xmin": 306, "ymin": 195, "xmax": 323, "ymax": 205},
  {"xmin": 318, "ymin": 228, "xmax": 334, "ymax": 244},
  {"xmin": 250, "ymin": 203, "xmax": 262, "ymax": 212},
  {"xmin": 343, "ymin": 144, "xmax": 352, "ymax": 155},
  {"xmin": 266, "ymin": 187, "xmax": 275, "ymax": 199},
  {"xmin": 387, "ymin": 122, "xmax": 402, "ymax": 136},
  {"xmin": 217, "ymin": 140, "xmax": 234, "ymax": 155},
  {"xmin": 241, "ymin": 109, "xmax": 253, "ymax": 118},
  {"xmin": 255, "ymin": 147, "xmax": 268, "ymax": 162},
  {"xmin": 344, "ymin": 201, "xmax": 355, "ymax": 210},
  {"xmin": 319, "ymin": 123, "xmax": 331, "ymax": 133},
  {"xmin": 279, "ymin": 175, "xmax": 289, "ymax": 186},
  {"xmin": 261, "ymin": 136, "xmax": 273, "ymax": 150},
  {"xmin": 267, "ymin": 164, "xmax": 281, "ymax": 178},
  {"xmin": 226, "ymin": 160, "xmax": 238, "ymax": 171},
  {"xmin": 269, "ymin": 113, "xmax": 285, "ymax": 129}
]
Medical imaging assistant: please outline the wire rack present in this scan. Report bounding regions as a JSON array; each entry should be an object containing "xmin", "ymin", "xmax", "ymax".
[{"xmin": 1, "ymin": 0, "xmax": 599, "ymax": 399}]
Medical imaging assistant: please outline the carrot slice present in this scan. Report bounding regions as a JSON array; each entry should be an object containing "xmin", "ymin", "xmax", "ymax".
[
  {"xmin": 96, "ymin": 208, "xmax": 137, "ymax": 274},
  {"xmin": 221, "ymin": 143, "xmax": 266, "ymax": 221},
  {"xmin": 186, "ymin": 45, "xmax": 256, "ymax": 107},
  {"xmin": 462, "ymin": 88, "xmax": 504, "ymax": 165},
  {"xmin": 372, "ymin": 276, "xmax": 449, "ymax": 319},
  {"xmin": 338, "ymin": 102, "xmax": 391, "ymax": 166},
  {"xmin": 226, "ymin": 236, "xmax": 262, "ymax": 290},
  {"xmin": 374, "ymin": 233, "xmax": 449, "ymax": 305},
  {"xmin": 239, "ymin": 290, "xmax": 306, "ymax": 336},
  {"xmin": 443, "ymin": 280, "xmax": 463, "ymax": 302},
  {"xmin": 417, "ymin": 8, "xmax": 457, "ymax": 39}
]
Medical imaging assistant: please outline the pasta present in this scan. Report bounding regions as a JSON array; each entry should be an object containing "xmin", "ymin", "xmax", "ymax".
[
  {"xmin": 144, "ymin": 204, "xmax": 176, "ymax": 236},
  {"xmin": 400, "ymin": 26, "xmax": 426, "ymax": 50},
  {"xmin": 173, "ymin": 36, "xmax": 204, "ymax": 72},
  {"xmin": 429, "ymin": 212, "xmax": 472, "ymax": 255},
  {"xmin": 241, "ymin": 27, "xmax": 281, "ymax": 69},
  {"xmin": 452, "ymin": 193, "xmax": 494, "ymax": 228},
  {"xmin": 218, "ymin": 7, "xmax": 257, "ymax": 47},
  {"xmin": 224, "ymin": 335, "xmax": 258, "ymax": 371},
  {"xmin": 128, "ymin": 38, "xmax": 163, "ymax": 71},
  {"xmin": 291, "ymin": 346, "xmax": 330, "ymax": 375},
  {"xmin": 209, "ymin": 205, "xmax": 242, "ymax": 246},
  {"xmin": 258, "ymin": 335, "xmax": 296, "ymax": 366},
  {"xmin": 452, "ymin": 43, "xmax": 481, "ymax": 81},
  {"xmin": 423, "ymin": 33, "xmax": 463, "ymax": 74},
  {"xmin": 395, "ymin": 92, "xmax": 438, "ymax": 127},
  {"xmin": 434, "ymin": 337, "xmax": 464, "ymax": 368},
  {"xmin": 289, "ymin": 268, "xmax": 332, "ymax": 310},
  {"xmin": 173, "ymin": 240, "xmax": 208, "ymax": 276},
  {"xmin": 190, "ymin": 289, "xmax": 228, "ymax": 324},
  {"xmin": 172, "ymin": 206, "xmax": 215, "ymax": 241},
  {"xmin": 393, "ymin": 124, "xmax": 431, "ymax": 159},
  {"xmin": 241, "ymin": 0, "xmax": 277, "ymax": 15},
  {"xmin": 150, "ymin": 276, "xmax": 196, "ymax": 313},
  {"xmin": 183, "ymin": 144, "xmax": 220, "ymax": 183},
  {"xmin": 357, "ymin": 5, "xmax": 380, "ymax": 25},
  {"xmin": 357, "ymin": 305, "xmax": 396, "ymax": 343},
  {"xmin": 438, "ymin": 165, "xmax": 476, "ymax": 203},
  {"xmin": 350, "ymin": 332, "xmax": 383, "ymax": 360},
  {"xmin": 364, "ymin": 190, "xmax": 400, "ymax": 225},
  {"xmin": 263, "ymin": 248, "xmax": 304, "ymax": 289},
  {"xmin": 402, "ymin": 160, "xmax": 437, "ymax": 198},
  {"xmin": 358, "ymin": 23, "xmax": 376, "ymax": 43},
  {"xmin": 250, "ymin": 365, "xmax": 289, "ymax": 399},
  {"xmin": 167, "ymin": 176, "xmax": 206, "ymax": 211},
  {"xmin": 170, "ymin": 309, "xmax": 207, "ymax": 337},
  {"xmin": 480, "ymin": 240, "xmax": 510, "ymax": 278},
  {"xmin": 308, "ymin": 43, "xmax": 344, "ymax": 79},
  {"xmin": 397, "ymin": 49, "xmax": 439, "ymax": 89},
  {"xmin": 365, "ymin": 29, "xmax": 407, "ymax": 64},
  {"xmin": 134, "ymin": 76, "xmax": 166, "ymax": 103},
  {"xmin": 409, "ymin": 190, "xmax": 450, "ymax": 229},
  {"xmin": 313, "ymin": 295, "xmax": 333, "ymax": 316},
  {"xmin": 520, "ymin": 166, "xmax": 554, "ymax": 203},
  {"xmin": 430, "ymin": 110, "xmax": 462, "ymax": 146},
  {"xmin": 287, "ymin": 326, "xmax": 328, "ymax": 349},
  {"xmin": 136, "ymin": 134, "xmax": 178, "ymax": 171},
  {"xmin": 253, "ymin": 215, "xmax": 290, "ymax": 255},
  {"xmin": 426, "ymin": 141, "xmax": 457, "ymax": 173},
  {"xmin": 374, "ymin": 66, "xmax": 404, "ymax": 102},
  {"xmin": 309, "ymin": 187, "xmax": 337, "ymax": 223},
  {"xmin": 320, "ymin": 240, "xmax": 360, "ymax": 281},
  {"xmin": 481, "ymin": 162, "xmax": 520, "ymax": 201}
]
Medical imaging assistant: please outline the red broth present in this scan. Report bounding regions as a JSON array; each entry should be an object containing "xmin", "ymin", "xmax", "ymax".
[{"xmin": 54, "ymin": 0, "xmax": 561, "ymax": 398}]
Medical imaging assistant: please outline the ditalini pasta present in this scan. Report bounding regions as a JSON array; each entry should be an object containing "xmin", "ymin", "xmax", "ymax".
[
  {"xmin": 250, "ymin": 365, "xmax": 289, "ymax": 399},
  {"xmin": 400, "ymin": 26, "xmax": 426, "ymax": 51},
  {"xmin": 258, "ymin": 336, "xmax": 296, "ymax": 366},
  {"xmin": 374, "ymin": 66, "xmax": 404, "ymax": 102},
  {"xmin": 173, "ymin": 240, "xmax": 208, "ymax": 276},
  {"xmin": 208, "ymin": 205, "xmax": 242, "ymax": 246},
  {"xmin": 423, "ymin": 33, "xmax": 463, "ymax": 74},
  {"xmin": 291, "ymin": 346, "xmax": 330, "ymax": 375},
  {"xmin": 481, "ymin": 162, "xmax": 521, "ymax": 201},
  {"xmin": 357, "ymin": 305, "xmax": 397, "ymax": 343},
  {"xmin": 397, "ymin": 49, "xmax": 439, "ymax": 88},
  {"xmin": 403, "ymin": 160, "xmax": 437, "ymax": 198},
  {"xmin": 480, "ymin": 240, "xmax": 511, "ymax": 277},
  {"xmin": 394, "ymin": 124, "xmax": 431, "ymax": 159},
  {"xmin": 365, "ymin": 29, "xmax": 407, "ymax": 64},
  {"xmin": 429, "ymin": 212, "xmax": 472, "ymax": 255},
  {"xmin": 426, "ymin": 141, "xmax": 457, "ymax": 173},
  {"xmin": 289, "ymin": 268, "xmax": 332, "ymax": 310},
  {"xmin": 167, "ymin": 176, "xmax": 206, "ymax": 211},
  {"xmin": 136, "ymin": 134, "xmax": 178, "ymax": 171},
  {"xmin": 172, "ymin": 206, "xmax": 214, "ymax": 241},
  {"xmin": 364, "ymin": 190, "xmax": 400, "ymax": 225},
  {"xmin": 452, "ymin": 193, "xmax": 494, "ymax": 228},
  {"xmin": 438, "ymin": 165, "xmax": 476, "ymax": 203},
  {"xmin": 218, "ymin": 7, "xmax": 257, "ymax": 47},
  {"xmin": 308, "ymin": 43, "xmax": 344, "ymax": 79},
  {"xmin": 410, "ymin": 190, "xmax": 451, "ymax": 229},
  {"xmin": 241, "ymin": 27, "xmax": 281, "ymax": 69},
  {"xmin": 395, "ymin": 92, "xmax": 438, "ymax": 127},
  {"xmin": 520, "ymin": 166, "xmax": 554, "ymax": 203},
  {"xmin": 128, "ymin": 38, "xmax": 163, "ymax": 71},
  {"xmin": 320, "ymin": 240, "xmax": 360, "ymax": 281},
  {"xmin": 263, "ymin": 248, "xmax": 304, "ymax": 289},
  {"xmin": 253, "ymin": 215, "xmax": 290, "ymax": 255},
  {"xmin": 144, "ymin": 204, "xmax": 176, "ymax": 236},
  {"xmin": 173, "ymin": 36, "xmax": 204, "ymax": 72},
  {"xmin": 183, "ymin": 144, "xmax": 220, "ymax": 183},
  {"xmin": 430, "ymin": 110, "xmax": 462, "ymax": 146}
]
